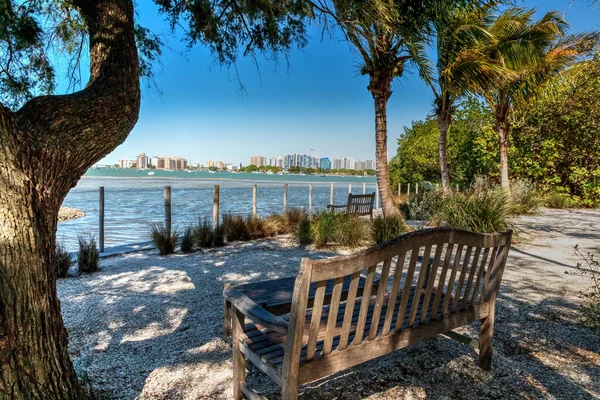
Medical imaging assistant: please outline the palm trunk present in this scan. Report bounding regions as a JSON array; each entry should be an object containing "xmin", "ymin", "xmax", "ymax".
[
  {"xmin": 373, "ymin": 92, "xmax": 401, "ymax": 217},
  {"xmin": 0, "ymin": 1, "xmax": 140, "ymax": 397},
  {"xmin": 494, "ymin": 104, "xmax": 511, "ymax": 189},
  {"xmin": 437, "ymin": 112, "xmax": 451, "ymax": 193}
]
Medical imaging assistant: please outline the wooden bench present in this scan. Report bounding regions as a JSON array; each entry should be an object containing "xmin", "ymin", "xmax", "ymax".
[
  {"xmin": 224, "ymin": 228, "xmax": 512, "ymax": 400},
  {"xmin": 327, "ymin": 192, "xmax": 375, "ymax": 220}
]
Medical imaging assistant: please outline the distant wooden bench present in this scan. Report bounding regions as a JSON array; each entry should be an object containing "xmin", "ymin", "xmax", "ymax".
[
  {"xmin": 224, "ymin": 228, "xmax": 512, "ymax": 400},
  {"xmin": 327, "ymin": 192, "xmax": 375, "ymax": 220}
]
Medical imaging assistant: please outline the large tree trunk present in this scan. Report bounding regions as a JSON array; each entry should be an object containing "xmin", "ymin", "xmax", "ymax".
[
  {"xmin": 372, "ymin": 91, "xmax": 401, "ymax": 217},
  {"xmin": 437, "ymin": 112, "xmax": 451, "ymax": 193},
  {"xmin": 494, "ymin": 104, "xmax": 511, "ymax": 189},
  {"xmin": 0, "ymin": 1, "xmax": 140, "ymax": 398}
]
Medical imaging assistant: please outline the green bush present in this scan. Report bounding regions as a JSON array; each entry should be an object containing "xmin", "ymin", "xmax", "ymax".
[
  {"xmin": 180, "ymin": 226, "xmax": 195, "ymax": 253},
  {"xmin": 296, "ymin": 219, "xmax": 312, "ymax": 245},
  {"xmin": 150, "ymin": 223, "xmax": 178, "ymax": 256},
  {"xmin": 285, "ymin": 208, "xmax": 306, "ymax": 229},
  {"xmin": 510, "ymin": 180, "xmax": 540, "ymax": 215},
  {"xmin": 543, "ymin": 192, "xmax": 572, "ymax": 209},
  {"xmin": 309, "ymin": 211, "xmax": 367, "ymax": 248},
  {"xmin": 432, "ymin": 180, "xmax": 512, "ymax": 233},
  {"xmin": 55, "ymin": 242, "xmax": 72, "ymax": 278},
  {"xmin": 222, "ymin": 214, "xmax": 251, "ymax": 242},
  {"xmin": 406, "ymin": 190, "xmax": 444, "ymax": 221},
  {"xmin": 371, "ymin": 214, "xmax": 410, "ymax": 245},
  {"xmin": 77, "ymin": 234, "xmax": 99, "ymax": 273},
  {"xmin": 194, "ymin": 218, "xmax": 215, "ymax": 248}
]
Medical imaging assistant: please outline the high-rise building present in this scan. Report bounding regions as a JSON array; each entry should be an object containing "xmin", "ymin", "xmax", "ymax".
[
  {"xmin": 364, "ymin": 160, "xmax": 376, "ymax": 170},
  {"xmin": 118, "ymin": 159, "xmax": 135, "ymax": 169},
  {"xmin": 320, "ymin": 158, "xmax": 331, "ymax": 170},
  {"xmin": 250, "ymin": 155, "xmax": 267, "ymax": 167},
  {"xmin": 136, "ymin": 153, "xmax": 149, "ymax": 169},
  {"xmin": 333, "ymin": 158, "xmax": 343, "ymax": 170},
  {"xmin": 342, "ymin": 157, "xmax": 356, "ymax": 170}
]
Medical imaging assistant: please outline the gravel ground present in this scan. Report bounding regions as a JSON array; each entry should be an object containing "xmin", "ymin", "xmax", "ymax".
[{"xmin": 58, "ymin": 208, "xmax": 600, "ymax": 399}]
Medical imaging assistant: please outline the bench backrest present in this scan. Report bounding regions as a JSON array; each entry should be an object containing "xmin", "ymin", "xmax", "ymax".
[
  {"xmin": 346, "ymin": 193, "xmax": 375, "ymax": 217},
  {"xmin": 283, "ymin": 228, "xmax": 512, "ymax": 372}
]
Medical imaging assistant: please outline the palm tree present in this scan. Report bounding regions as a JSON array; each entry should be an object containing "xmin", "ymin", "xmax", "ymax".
[
  {"xmin": 310, "ymin": 0, "xmax": 482, "ymax": 215},
  {"xmin": 478, "ymin": 7, "xmax": 593, "ymax": 188},
  {"xmin": 422, "ymin": 3, "xmax": 504, "ymax": 192}
]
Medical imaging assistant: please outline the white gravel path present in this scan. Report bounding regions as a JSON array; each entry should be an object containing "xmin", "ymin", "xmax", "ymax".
[{"xmin": 58, "ymin": 208, "xmax": 600, "ymax": 399}]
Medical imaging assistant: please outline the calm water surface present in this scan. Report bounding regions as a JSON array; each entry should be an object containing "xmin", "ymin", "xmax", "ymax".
[{"xmin": 58, "ymin": 169, "xmax": 378, "ymax": 250}]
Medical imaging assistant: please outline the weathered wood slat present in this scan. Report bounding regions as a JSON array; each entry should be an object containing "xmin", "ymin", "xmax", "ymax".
[
  {"xmin": 395, "ymin": 248, "xmax": 420, "ymax": 332},
  {"xmin": 338, "ymin": 272, "xmax": 361, "ymax": 350},
  {"xmin": 323, "ymin": 277, "xmax": 344, "ymax": 355},
  {"xmin": 306, "ymin": 281, "xmax": 326, "ymax": 361},
  {"xmin": 469, "ymin": 247, "xmax": 490, "ymax": 308},
  {"xmin": 461, "ymin": 247, "xmax": 481, "ymax": 311},
  {"xmin": 382, "ymin": 252, "xmax": 406, "ymax": 335},
  {"xmin": 442, "ymin": 244, "xmax": 464, "ymax": 317},
  {"xmin": 452, "ymin": 246, "xmax": 472, "ymax": 313},
  {"xmin": 352, "ymin": 265, "xmax": 376, "ymax": 346},
  {"xmin": 408, "ymin": 245, "xmax": 432, "ymax": 328},
  {"xmin": 420, "ymin": 244, "xmax": 444, "ymax": 324},
  {"xmin": 431, "ymin": 243, "xmax": 455, "ymax": 319},
  {"xmin": 368, "ymin": 258, "xmax": 392, "ymax": 339}
]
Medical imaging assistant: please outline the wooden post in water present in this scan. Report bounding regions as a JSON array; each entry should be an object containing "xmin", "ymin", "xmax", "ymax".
[
  {"xmin": 99, "ymin": 186, "xmax": 104, "ymax": 253},
  {"xmin": 283, "ymin": 184, "xmax": 288, "ymax": 213},
  {"xmin": 164, "ymin": 186, "xmax": 172, "ymax": 237},
  {"xmin": 330, "ymin": 183, "xmax": 334, "ymax": 204},
  {"xmin": 309, "ymin": 183, "xmax": 313, "ymax": 215},
  {"xmin": 407, "ymin": 183, "xmax": 411, "ymax": 195},
  {"xmin": 363, "ymin": 182, "xmax": 366, "ymax": 194},
  {"xmin": 398, "ymin": 183, "xmax": 401, "ymax": 196},
  {"xmin": 416, "ymin": 183, "xmax": 419, "ymax": 195},
  {"xmin": 348, "ymin": 183, "xmax": 352, "ymax": 194},
  {"xmin": 213, "ymin": 185, "xmax": 220, "ymax": 229},
  {"xmin": 252, "ymin": 185, "xmax": 257, "ymax": 217}
]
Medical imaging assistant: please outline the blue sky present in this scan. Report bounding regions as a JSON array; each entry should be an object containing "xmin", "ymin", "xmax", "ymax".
[{"xmin": 72, "ymin": 1, "xmax": 599, "ymax": 166}]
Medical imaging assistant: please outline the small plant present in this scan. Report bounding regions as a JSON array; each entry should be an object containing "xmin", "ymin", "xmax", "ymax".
[
  {"xmin": 510, "ymin": 180, "xmax": 540, "ymax": 215},
  {"xmin": 544, "ymin": 192, "xmax": 572, "ymax": 209},
  {"xmin": 55, "ymin": 242, "xmax": 72, "ymax": 278},
  {"xmin": 194, "ymin": 218, "xmax": 215, "ymax": 248},
  {"xmin": 308, "ymin": 211, "xmax": 368, "ymax": 248},
  {"xmin": 285, "ymin": 208, "xmax": 306, "ymax": 230},
  {"xmin": 245, "ymin": 216, "xmax": 265, "ymax": 239},
  {"xmin": 222, "ymin": 214, "xmax": 250, "ymax": 242},
  {"xmin": 77, "ymin": 234, "xmax": 99, "ymax": 273},
  {"xmin": 571, "ymin": 246, "xmax": 600, "ymax": 328},
  {"xmin": 432, "ymin": 180, "xmax": 512, "ymax": 233},
  {"xmin": 150, "ymin": 223, "xmax": 178, "ymax": 256},
  {"xmin": 262, "ymin": 213, "xmax": 288, "ymax": 237},
  {"xmin": 406, "ymin": 190, "xmax": 444, "ymax": 221},
  {"xmin": 372, "ymin": 214, "xmax": 410, "ymax": 245},
  {"xmin": 180, "ymin": 226, "xmax": 195, "ymax": 253},
  {"xmin": 296, "ymin": 219, "xmax": 312, "ymax": 245}
]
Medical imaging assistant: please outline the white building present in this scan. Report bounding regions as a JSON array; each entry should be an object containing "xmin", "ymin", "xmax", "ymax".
[{"xmin": 118, "ymin": 159, "xmax": 135, "ymax": 169}]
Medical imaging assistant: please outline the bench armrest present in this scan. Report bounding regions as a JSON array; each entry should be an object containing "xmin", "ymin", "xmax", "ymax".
[
  {"xmin": 224, "ymin": 287, "xmax": 289, "ymax": 334},
  {"xmin": 327, "ymin": 204, "xmax": 347, "ymax": 209}
]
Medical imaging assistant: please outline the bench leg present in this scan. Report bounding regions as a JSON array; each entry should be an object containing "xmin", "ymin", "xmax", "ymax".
[
  {"xmin": 281, "ymin": 378, "xmax": 298, "ymax": 400},
  {"xmin": 224, "ymin": 284, "xmax": 232, "ymax": 340},
  {"xmin": 479, "ymin": 307, "xmax": 495, "ymax": 371},
  {"xmin": 232, "ymin": 308, "xmax": 246, "ymax": 400}
]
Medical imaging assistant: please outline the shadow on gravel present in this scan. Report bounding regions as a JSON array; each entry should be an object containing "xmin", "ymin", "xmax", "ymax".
[{"xmin": 62, "ymin": 237, "xmax": 599, "ymax": 400}]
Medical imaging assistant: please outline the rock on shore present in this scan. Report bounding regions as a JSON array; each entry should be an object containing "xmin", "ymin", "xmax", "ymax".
[{"xmin": 58, "ymin": 207, "xmax": 85, "ymax": 222}]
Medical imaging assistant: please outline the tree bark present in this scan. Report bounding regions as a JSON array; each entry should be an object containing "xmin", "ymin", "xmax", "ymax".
[
  {"xmin": 494, "ymin": 104, "xmax": 511, "ymax": 189},
  {"xmin": 372, "ymin": 90, "xmax": 401, "ymax": 217},
  {"xmin": 437, "ymin": 112, "xmax": 451, "ymax": 193},
  {"xmin": 0, "ymin": 0, "xmax": 140, "ymax": 398}
]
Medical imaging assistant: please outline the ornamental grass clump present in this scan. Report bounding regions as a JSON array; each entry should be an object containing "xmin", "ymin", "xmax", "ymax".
[
  {"xmin": 262, "ymin": 213, "xmax": 289, "ymax": 237},
  {"xmin": 55, "ymin": 242, "xmax": 72, "ymax": 278},
  {"xmin": 285, "ymin": 208, "xmax": 306, "ymax": 229},
  {"xmin": 213, "ymin": 225, "xmax": 226, "ymax": 247},
  {"xmin": 308, "ymin": 211, "xmax": 367, "ymax": 248},
  {"xmin": 371, "ymin": 214, "xmax": 410, "ymax": 245},
  {"xmin": 544, "ymin": 192, "xmax": 572, "ymax": 209},
  {"xmin": 432, "ymin": 179, "xmax": 512, "ymax": 233},
  {"xmin": 77, "ymin": 234, "xmax": 99, "ymax": 273},
  {"xmin": 510, "ymin": 180, "xmax": 541, "ymax": 215},
  {"xmin": 244, "ymin": 216, "xmax": 266, "ymax": 240},
  {"xmin": 296, "ymin": 219, "xmax": 311, "ymax": 245},
  {"xmin": 180, "ymin": 226, "xmax": 195, "ymax": 253},
  {"xmin": 150, "ymin": 223, "xmax": 178, "ymax": 256},
  {"xmin": 222, "ymin": 214, "xmax": 251, "ymax": 242},
  {"xmin": 194, "ymin": 217, "xmax": 215, "ymax": 248}
]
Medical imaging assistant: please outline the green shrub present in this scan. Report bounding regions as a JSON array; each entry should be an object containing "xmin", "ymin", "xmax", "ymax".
[
  {"xmin": 180, "ymin": 226, "xmax": 195, "ymax": 253},
  {"xmin": 405, "ymin": 190, "xmax": 444, "ymax": 221},
  {"xmin": 296, "ymin": 219, "xmax": 312, "ymax": 245},
  {"xmin": 571, "ymin": 246, "xmax": 600, "ymax": 328},
  {"xmin": 55, "ymin": 242, "xmax": 72, "ymax": 278},
  {"xmin": 432, "ymin": 181, "xmax": 512, "ymax": 233},
  {"xmin": 544, "ymin": 192, "xmax": 572, "ymax": 209},
  {"xmin": 371, "ymin": 214, "xmax": 410, "ymax": 245},
  {"xmin": 309, "ymin": 211, "xmax": 368, "ymax": 248},
  {"xmin": 510, "ymin": 180, "xmax": 540, "ymax": 215},
  {"xmin": 194, "ymin": 218, "xmax": 215, "ymax": 248},
  {"xmin": 77, "ymin": 234, "xmax": 99, "ymax": 273},
  {"xmin": 222, "ymin": 214, "xmax": 251, "ymax": 242},
  {"xmin": 150, "ymin": 223, "xmax": 178, "ymax": 256}
]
